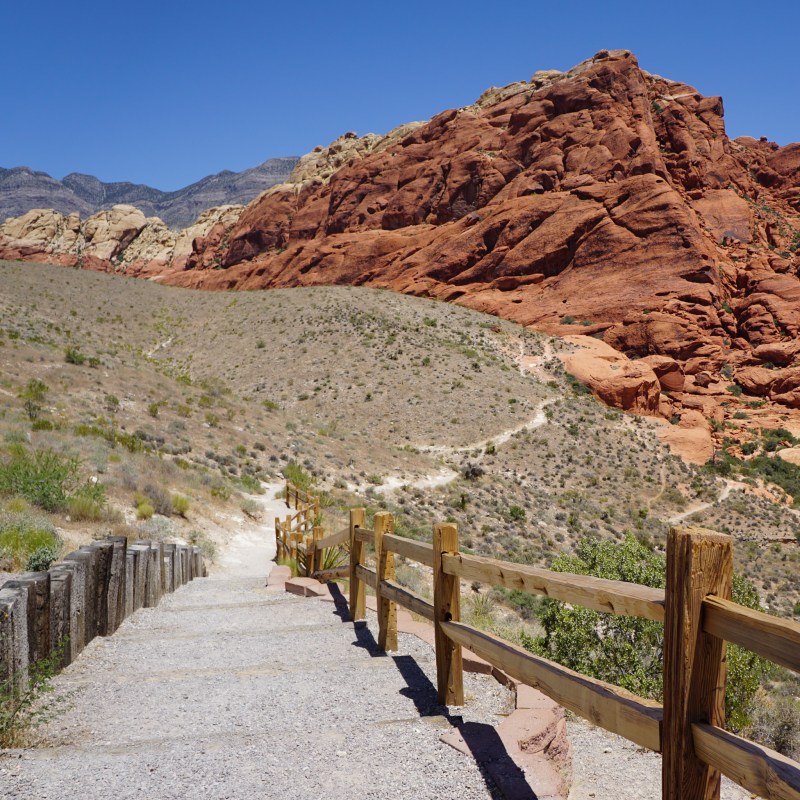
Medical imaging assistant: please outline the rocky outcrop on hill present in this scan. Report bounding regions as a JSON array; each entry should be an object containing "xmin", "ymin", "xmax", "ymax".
[
  {"xmin": 0, "ymin": 204, "xmax": 243, "ymax": 274},
  {"xmin": 3, "ymin": 50, "xmax": 799, "ymax": 458},
  {"xmin": 0, "ymin": 157, "xmax": 297, "ymax": 229}
]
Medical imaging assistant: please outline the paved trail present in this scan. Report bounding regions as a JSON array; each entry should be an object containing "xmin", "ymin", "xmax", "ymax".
[{"xmin": 1, "ymin": 493, "xmax": 510, "ymax": 800}]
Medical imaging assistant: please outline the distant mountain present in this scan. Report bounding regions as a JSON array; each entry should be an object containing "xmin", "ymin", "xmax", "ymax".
[{"xmin": 0, "ymin": 157, "xmax": 299, "ymax": 229}]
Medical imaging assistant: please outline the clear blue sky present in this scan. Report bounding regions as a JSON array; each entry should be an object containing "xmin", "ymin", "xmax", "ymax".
[{"xmin": 2, "ymin": 0, "xmax": 798, "ymax": 190}]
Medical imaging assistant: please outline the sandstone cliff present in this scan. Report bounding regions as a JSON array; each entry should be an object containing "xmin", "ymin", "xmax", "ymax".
[{"xmin": 3, "ymin": 50, "xmax": 799, "ymax": 458}]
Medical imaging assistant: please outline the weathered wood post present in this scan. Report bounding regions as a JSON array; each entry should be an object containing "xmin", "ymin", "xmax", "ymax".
[
  {"xmin": 275, "ymin": 517, "xmax": 281, "ymax": 556},
  {"xmin": 662, "ymin": 526, "xmax": 732, "ymax": 800},
  {"xmin": 349, "ymin": 508, "xmax": 366, "ymax": 622},
  {"xmin": 433, "ymin": 522, "xmax": 464, "ymax": 706},
  {"xmin": 312, "ymin": 526, "xmax": 324, "ymax": 574},
  {"xmin": 305, "ymin": 536, "xmax": 315, "ymax": 577},
  {"xmin": 374, "ymin": 512, "xmax": 397, "ymax": 652}
]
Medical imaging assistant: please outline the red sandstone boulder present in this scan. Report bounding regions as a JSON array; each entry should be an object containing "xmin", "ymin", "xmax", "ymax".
[
  {"xmin": 639, "ymin": 355, "xmax": 685, "ymax": 392},
  {"xmin": 559, "ymin": 336, "xmax": 661, "ymax": 415}
]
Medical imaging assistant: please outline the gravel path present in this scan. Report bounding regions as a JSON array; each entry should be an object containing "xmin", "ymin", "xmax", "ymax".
[
  {"xmin": 0, "ymin": 574, "xmax": 514, "ymax": 799},
  {"xmin": 567, "ymin": 718, "xmax": 753, "ymax": 800}
]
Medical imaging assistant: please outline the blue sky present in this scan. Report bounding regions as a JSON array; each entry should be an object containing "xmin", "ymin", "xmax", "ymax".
[{"xmin": 2, "ymin": 0, "xmax": 798, "ymax": 190}]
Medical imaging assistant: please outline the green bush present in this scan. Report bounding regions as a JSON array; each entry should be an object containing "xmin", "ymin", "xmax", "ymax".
[
  {"xmin": 66, "ymin": 495, "xmax": 103, "ymax": 521},
  {"xmin": 507, "ymin": 505, "xmax": 526, "ymax": 522},
  {"xmin": 171, "ymin": 494, "xmax": 190, "ymax": 517},
  {"xmin": 135, "ymin": 501, "xmax": 154, "ymax": 520},
  {"xmin": 239, "ymin": 473, "xmax": 265, "ymax": 494},
  {"xmin": 0, "ymin": 445, "xmax": 80, "ymax": 512},
  {"xmin": 210, "ymin": 483, "xmax": 231, "ymax": 501},
  {"xmin": 283, "ymin": 461, "xmax": 312, "ymax": 492},
  {"xmin": 26, "ymin": 544, "xmax": 60, "ymax": 572},
  {"xmin": 0, "ymin": 511, "xmax": 61, "ymax": 571},
  {"xmin": 528, "ymin": 534, "xmax": 769, "ymax": 731},
  {"xmin": 20, "ymin": 379, "xmax": 48, "ymax": 421},
  {"xmin": 64, "ymin": 347, "xmax": 85, "ymax": 365}
]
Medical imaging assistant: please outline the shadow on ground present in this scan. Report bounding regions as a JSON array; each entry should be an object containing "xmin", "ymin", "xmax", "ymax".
[{"xmin": 326, "ymin": 583, "xmax": 537, "ymax": 800}]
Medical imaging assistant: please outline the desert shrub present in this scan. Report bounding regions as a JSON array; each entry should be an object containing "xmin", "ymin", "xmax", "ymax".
[
  {"xmin": 135, "ymin": 501, "xmax": 154, "ymax": 520},
  {"xmin": 171, "ymin": 494, "xmax": 190, "ymax": 517},
  {"xmin": 210, "ymin": 483, "xmax": 231, "ymax": 501},
  {"xmin": 26, "ymin": 544, "xmax": 61, "ymax": 572},
  {"xmin": 283, "ymin": 461, "xmax": 312, "ymax": 492},
  {"xmin": 20, "ymin": 379, "xmax": 48, "ymax": 421},
  {"xmin": 0, "ymin": 446, "xmax": 80, "ymax": 512},
  {"xmin": 0, "ymin": 511, "xmax": 61, "ymax": 571},
  {"xmin": 747, "ymin": 690, "xmax": 800, "ymax": 758},
  {"xmin": 507, "ymin": 505, "xmax": 526, "ymax": 522},
  {"xmin": 0, "ymin": 639, "xmax": 69, "ymax": 747},
  {"xmin": 64, "ymin": 347, "xmax": 85, "ymax": 365},
  {"xmin": 240, "ymin": 497, "xmax": 261, "ymax": 519},
  {"xmin": 528, "ymin": 533, "xmax": 768, "ymax": 731},
  {"xmin": 492, "ymin": 586, "xmax": 544, "ymax": 620},
  {"xmin": 239, "ymin": 474, "xmax": 265, "ymax": 494},
  {"xmin": 142, "ymin": 484, "xmax": 173, "ymax": 516},
  {"xmin": 66, "ymin": 495, "xmax": 103, "ymax": 521},
  {"xmin": 188, "ymin": 529, "xmax": 216, "ymax": 561}
]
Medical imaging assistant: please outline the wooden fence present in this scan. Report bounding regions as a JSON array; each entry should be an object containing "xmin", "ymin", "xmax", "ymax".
[
  {"xmin": 274, "ymin": 481, "xmax": 350, "ymax": 578},
  {"xmin": 341, "ymin": 509, "xmax": 800, "ymax": 800}
]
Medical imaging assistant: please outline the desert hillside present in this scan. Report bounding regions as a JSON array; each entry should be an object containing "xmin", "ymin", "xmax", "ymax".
[
  {"xmin": 1, "ymin": 260, "xmax": 798, "ymax": 620},
  {"xmin": 2, "ymin": 50, "xmax": 800, "ymax": 460}
]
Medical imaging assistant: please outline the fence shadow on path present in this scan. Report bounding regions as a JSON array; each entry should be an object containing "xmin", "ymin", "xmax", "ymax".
[{"xmin": 325, "ymin": 583, "xmax": 538, "ymax": 800}]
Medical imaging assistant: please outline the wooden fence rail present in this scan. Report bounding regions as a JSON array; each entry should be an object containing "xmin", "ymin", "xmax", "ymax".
[
  {"xmin": 339, "ymin": 508, "xmax": 800, "ymax": 800},
  {"xmin": 274, "ymin": 481, "xmax": 349, "ymax": 578}
]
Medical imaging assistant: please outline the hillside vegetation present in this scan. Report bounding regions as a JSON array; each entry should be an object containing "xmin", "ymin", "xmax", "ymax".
[{"xmin": 3, "ymin": 258, "xmax": 800, "ymax": 753}]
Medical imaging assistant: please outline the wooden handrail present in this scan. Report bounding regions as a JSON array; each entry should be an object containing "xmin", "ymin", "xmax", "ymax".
[
  {"xmin": 380, "ymin": 579, "xmax": 435, "ymax": 622},
  {"xmin": 703, "ymin": 595, "xmax": 800, "ymax": 674},
  {"xmin": 315, "ymin": 526, "xmax": 350, "ymax": 550},
  {"xmin": 692, "ymin": 723, "xmax": 800, "ymax": 800},
  {"xmin": 383, "ymin": 534, "xmax": 434, "ymax": 567},
  {"xmin": 355, "ymin": 563, "xmax": 377, "ymax": 590},
  {"xmin": 311, "ymin": 502, "xmax": 800, "ymax": 800},
  {"xmin": 440, "ymin": 619, "xmax": 663, "ymax": 752},
  {"xmin": 354, "ymin": 526, "xmax": 375, "ymax": 544},
  {"xmin": 441, "ymin": 551, "xmax": 666, "ymax": 621}
]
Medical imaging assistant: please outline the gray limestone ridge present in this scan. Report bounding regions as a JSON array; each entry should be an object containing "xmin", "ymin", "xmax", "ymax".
[{"xmin": 0, "ymin": 157, "xmax": 299, "ymax": 230}]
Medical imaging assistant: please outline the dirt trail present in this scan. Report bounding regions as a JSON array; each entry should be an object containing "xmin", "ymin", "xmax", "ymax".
[
  {"xmin": 372, "ymin": 337, "xmax": 555, "ymax": 495},
  {"xmin": 667, "ymin": 479, "xmax": 746, "ymax": 526},
  {"xmin": 212, "ymin": 480, "xmax": 285, "ymax": 576}
]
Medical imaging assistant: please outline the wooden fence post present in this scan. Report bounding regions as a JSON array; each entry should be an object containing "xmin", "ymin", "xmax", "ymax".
[
  {"xmin": 349, "ymin": 508, "xmax": 366, "ymax": 622},
  {"xmin": 433, "ymin": 522, "xmax": 464, "ymax": 706},
  {"xmin": 374, "ymin": 512, "xmax": 397, "ymax": 652},
  {"xmin": 663, "ymin": 526, "xmax": 733, "ymax": 800},
  {"xmin": 313, "ymin": 526, "xmax": 323, "ymax": 573},
  {"xmin": 305, "ymin": 536, "xmax": 314, "ymax": 576},
  {"xmin": 274, "ymin": 517, "xmax": 281, "ymax": 556}
]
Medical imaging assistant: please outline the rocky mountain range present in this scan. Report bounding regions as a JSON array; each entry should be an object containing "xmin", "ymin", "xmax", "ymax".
[
  {"xmin": 0, "ymin": 157, "xmax": 298, "ymax": 229},
  {"xmin": 2, "ymin": 49, "xmax": 799, "ymax": 461}
]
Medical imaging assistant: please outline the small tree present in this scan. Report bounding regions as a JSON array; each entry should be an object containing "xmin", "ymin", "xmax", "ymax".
[
  {"xmin": 527, "ymin": 533, "xmax": 769, "ymax": 731},
  {"xmin": 20, "ymin": 379, "xmax": 48, "ymax": 421}
]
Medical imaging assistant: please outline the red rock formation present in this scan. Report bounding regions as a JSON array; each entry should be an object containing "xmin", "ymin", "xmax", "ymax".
[{"xmin": 3, "ymin": 49, "xmax": 799, "ymax": 460}]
